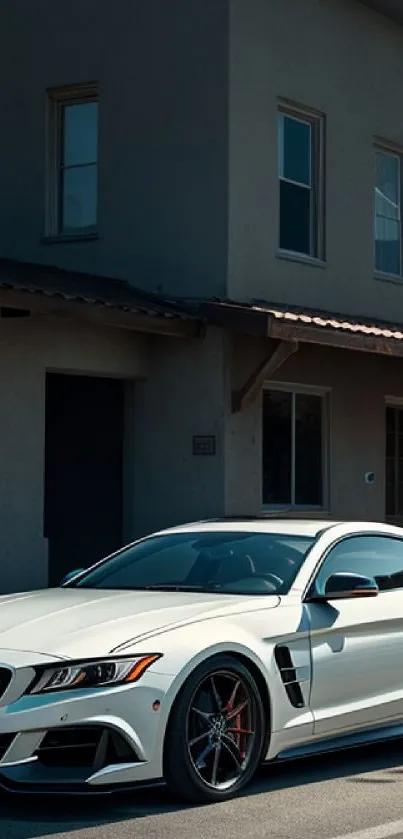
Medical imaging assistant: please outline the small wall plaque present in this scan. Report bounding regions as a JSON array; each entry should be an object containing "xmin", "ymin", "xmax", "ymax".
[{"xmin": 193, "ymin": 435, "xmax": 216, "ymax": 456}]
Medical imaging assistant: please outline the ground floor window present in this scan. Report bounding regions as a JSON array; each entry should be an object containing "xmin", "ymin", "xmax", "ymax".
[
  {"xmin": 262, "ymin": 387, "xmax": 325, "ymax": 508},
  {"xmin": 386, "ymin": 404, "xmax": 403, "ymax": 518}
]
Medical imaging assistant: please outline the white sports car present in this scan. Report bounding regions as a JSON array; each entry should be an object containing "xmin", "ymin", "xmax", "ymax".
[{"xmin": 1, "ymin": 517, "xmax": 403, "ymax": 803}]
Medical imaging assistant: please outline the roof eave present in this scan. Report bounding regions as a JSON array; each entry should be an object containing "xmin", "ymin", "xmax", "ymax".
[
  {"xmin": 266, "ymin": 316, "xmax": 403, "ymax": 357},
  {"xmin": 196, "ymin": 301, "xmax": 403, "ymax": 358},
  {"xmin": 0, "ymin": 285, "xmax": 202, "ymax": 339}
]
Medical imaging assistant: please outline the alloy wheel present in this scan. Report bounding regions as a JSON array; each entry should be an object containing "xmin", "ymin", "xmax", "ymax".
[{"xmin": 186, "ymin": 669, "xmax": 258, "ymax": 791}]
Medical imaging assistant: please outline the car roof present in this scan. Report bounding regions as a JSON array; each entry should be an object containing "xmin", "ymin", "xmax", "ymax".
[
  {"xmin": 154, "ymin": 518, "xmax": 403, "ymax": 540},
  {"xmin": 156, "ymin": 518, "xmax": 340, "ymax": 538}
]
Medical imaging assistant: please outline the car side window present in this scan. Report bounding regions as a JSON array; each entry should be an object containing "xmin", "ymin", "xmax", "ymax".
[{"xmin": 314, "ymin": 535, "xmax": 403, "ymax": 594}]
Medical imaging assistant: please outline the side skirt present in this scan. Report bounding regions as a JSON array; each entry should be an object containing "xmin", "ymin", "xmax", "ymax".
[{"xmin": 272, "ymin": 721, "xmax": 403, "ymax": 762}]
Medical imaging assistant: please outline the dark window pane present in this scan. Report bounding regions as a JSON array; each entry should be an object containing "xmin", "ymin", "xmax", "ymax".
[
  {"xmin": 62, "ymin": 164, "xmax": 97, "ymax": 230},
  {"xmin": 295, "ymin": 394, "xmax": 322, "ymax": 506},
  {"xmin": 262, "ymin": 391, "xmax": 292, "ymax": 505},
  {"xmin": 375, "ymin": 152, "xmax": 400, "ymax": 274},
  {"xmin": 375, "ymin": 217, "xmax": 401, "ymax": 275},
  {"xmin": 386, "ymin": 457, "xmax": 396, "ymax": 486},
  {"xmin": 315, "ymin": 535, "xmax": 403, "ymax": 594},
  {"xmin": 63, "ymin": 102, "xmax": 98, "ymax": 167},
  {"xmin": 281, "ymin": 115, "xmax": 311, "ymax": 185},
  {"xmin": 386, "ymin": 406, "xmax": 396, "ymax": 434},
  {"xmin": 386, "ymin": 482, "xmax": 395, "ymax": 517},
  {"xmin": 386, "ymin": 407, "xmax": 396, "ymax": 458},
  {"xmin": 279, "ymin": 180, "xmax": 311, "ymax": 255},
  {"xmin": 386, "ymin": 408, "xmax": 400, "ymax": 516},
  {"xmin": 386, "ymin": 434, "xmax": 396, "ymax": 458},
  {"xmin": 375, "ymin": 152, "xmax": 399, "ymax": 216}
]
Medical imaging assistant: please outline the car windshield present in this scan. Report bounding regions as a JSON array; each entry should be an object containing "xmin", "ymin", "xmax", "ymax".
[{"xmin": 66, "ymin": 530, "xmax": 315, "ymax": 595}]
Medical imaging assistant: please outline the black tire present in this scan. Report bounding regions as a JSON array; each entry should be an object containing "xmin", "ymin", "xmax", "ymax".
[{"xmin": 163, "ymin": 654, "xmax": 266, "ymax": 804}]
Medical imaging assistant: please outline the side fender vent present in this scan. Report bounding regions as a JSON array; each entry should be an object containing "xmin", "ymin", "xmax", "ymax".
[
  {"xmin": 274, "ymin": 645, "xmax": 305, "ymax": 709},
  {"xmin": 0, "ymin": 667, "xmax": 12, "ymax": 701}
]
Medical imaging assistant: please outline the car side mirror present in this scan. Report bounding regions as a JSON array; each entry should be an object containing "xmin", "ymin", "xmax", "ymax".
[
  {"xmin": 307, "ymin": 571, "xmax": 379, "ymax": 602},
  {"xmin": 60, "ymin": 569, "xmax": 84, "ymax": 586}
]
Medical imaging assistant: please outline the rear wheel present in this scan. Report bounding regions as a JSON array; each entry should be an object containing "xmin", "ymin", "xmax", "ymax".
[{"xmin": 164, "ymin": 655, "xmax": 266, "ymax": 804}]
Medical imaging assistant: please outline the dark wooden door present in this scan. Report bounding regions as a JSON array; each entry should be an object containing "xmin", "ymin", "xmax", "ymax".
[{"xmin": 44, "ymin": 373, "xmax": 125, "ymax": 586}]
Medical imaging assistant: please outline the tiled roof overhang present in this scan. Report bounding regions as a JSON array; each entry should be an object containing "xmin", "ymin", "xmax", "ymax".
[
  {"xmin": 195, "ymin": 299, "xmax": 403, "ymax": 357},
  {"xmin": 0, "ymin": 259, "xmax": 201, "ymax": 338}
]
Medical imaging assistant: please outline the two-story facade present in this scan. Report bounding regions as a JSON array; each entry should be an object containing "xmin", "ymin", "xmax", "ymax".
[{"xmin": 1, "ymin": 0, "xmax": 403, "ymax": 591}]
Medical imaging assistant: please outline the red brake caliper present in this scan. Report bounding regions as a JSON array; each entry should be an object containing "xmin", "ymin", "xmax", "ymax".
[
  {"xmin": 236, "ymin": 712, "xmax": 246, "ymax": 761},
  {"xmin": 226, "ymin": 697, "xmax": 246, "ymax": 762}
]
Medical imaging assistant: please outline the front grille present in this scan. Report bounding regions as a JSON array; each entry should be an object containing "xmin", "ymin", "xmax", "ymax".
[
  {"xmin": 0, "ymin": 733, "xmax": 15, "ymax": 760},
  {"xmin": 36, "ymin": 726, "xmax": 138, "ymax": 770},
  {"xmin": 0, "ymin": 667, "xmax": 12, "ymax": 700}
]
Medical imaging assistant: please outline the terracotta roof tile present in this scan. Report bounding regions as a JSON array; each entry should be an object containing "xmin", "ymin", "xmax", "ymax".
[
  {"xmin": 199, "ymin": 299, "xmax": 403, "ymax": 342},
  {"xmin": 255, "ymin": 304, "xmax": 403, "ymax": 340}
]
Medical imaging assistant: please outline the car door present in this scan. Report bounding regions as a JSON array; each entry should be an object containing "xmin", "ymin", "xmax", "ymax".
[{"xmin": 305, "ymin": 533, "xmax": 403, "ymax": 738}]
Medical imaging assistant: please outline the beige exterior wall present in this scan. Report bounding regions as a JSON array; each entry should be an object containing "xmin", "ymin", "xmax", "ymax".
[
  {"xmin": 226, "ymin": 335, "xmax": 403, "ymax": 522},
  {"xmin": 2, "ymin": 0, "xmax": 403, "ymax": 594},
  {"xmin": 0, "ymin": 313, "xmax": 401, "ymax": 594},
  {"xmin": 0, "ymin": 0, "xmax": 229, "ymax": 299},
  {"xmin": 228, "ymin": 0, "xmax": 403, "ymax": 321},
  {"xmin": 2, "ymin": 0, "xmax": 403, "ymax": 319},
  {"xmin": 130, "ymin": 327, "xmax": 228, "ymax": 537},
  {"xmin": 0, "ymin": 322, "xmax": 231, "ymax": 593},
  {"xmin": 0, "ymin": 314, "xmax": 147, "ymax": 593}
]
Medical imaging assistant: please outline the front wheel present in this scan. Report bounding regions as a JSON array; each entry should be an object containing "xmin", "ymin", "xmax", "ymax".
[{"xmin": 164, "ymin": 655, "xmax": 266, "ymax": 804}]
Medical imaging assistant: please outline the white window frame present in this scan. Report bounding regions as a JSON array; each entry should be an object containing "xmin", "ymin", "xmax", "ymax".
[
  {"xmin": 374, "ymin": 140, "xmax": 403, "ymax": 279},
  {"xmin": 45, "ymin": 82, "xmax": 99, "ymax": 239},
  {"xmin": 277, "ymin": 99, "xmax": 325, "ymax": 263},
  {"xmin": 261, "ymin": 382, "xmax": 330, "ymax": 512}
]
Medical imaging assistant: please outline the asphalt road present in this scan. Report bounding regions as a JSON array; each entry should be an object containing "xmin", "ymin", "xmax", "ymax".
[{"xmin": 2, "ymin": 741, "xmax": 403, "ymax": 839}]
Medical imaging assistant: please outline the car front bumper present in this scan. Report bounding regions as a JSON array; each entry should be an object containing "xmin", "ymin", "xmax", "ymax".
[{"xmin": 0, "ymin": 650, "xmax": 172, "ymax": 794}]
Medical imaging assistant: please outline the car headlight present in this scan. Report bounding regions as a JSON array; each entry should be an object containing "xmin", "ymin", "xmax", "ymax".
[{"xmin": 27, "ymin": 654, "xmax": 162, "ymax": 694}]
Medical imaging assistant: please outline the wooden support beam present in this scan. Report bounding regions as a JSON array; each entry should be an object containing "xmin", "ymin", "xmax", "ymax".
[{"xmin": 232, "ymin": 340, "xmax": 298, "ymax": 413}]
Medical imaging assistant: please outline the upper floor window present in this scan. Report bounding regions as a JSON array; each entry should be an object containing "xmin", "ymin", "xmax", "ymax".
[
  {"xmin": 374, "ymin": 147, "xmax": 402, "ymax": 277},
  {"xmin": 262, "ymin": 387, "xmax": 326, "ymax": 509},
  {"xmin": 46, "ymin": 84, "xmax": 99, "ymax": 237},
  {"xmin": 278, "ymin": 102, "xmax": 324, "ymax": 260}
]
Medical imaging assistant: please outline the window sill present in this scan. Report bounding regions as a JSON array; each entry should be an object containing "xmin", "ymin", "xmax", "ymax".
[
  {"xmin": 42, "ymin": 231, "xmax": 99, "ymax": 245},
  {"xmin": 374, "ymin": 271, "xmax": 403, "ymax": 286},
  {"xmin": 276, "ymin": 250, "xmax": 326, "ymax": 269}
]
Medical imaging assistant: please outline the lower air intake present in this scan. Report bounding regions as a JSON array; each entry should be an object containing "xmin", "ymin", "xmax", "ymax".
[{"xmin": 36, "ymin": 726, "xmax": 138, "ymax": 769}]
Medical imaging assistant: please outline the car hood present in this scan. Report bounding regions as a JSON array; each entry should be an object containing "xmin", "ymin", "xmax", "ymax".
[{"xmin": 0, "ymin": 588, "xmax": 280, "ymax": 660}]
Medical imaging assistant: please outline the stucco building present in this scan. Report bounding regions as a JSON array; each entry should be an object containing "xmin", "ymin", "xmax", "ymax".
[{"xmin": 1, "ymin": 0, "xmax": 403, "ymax": 591}]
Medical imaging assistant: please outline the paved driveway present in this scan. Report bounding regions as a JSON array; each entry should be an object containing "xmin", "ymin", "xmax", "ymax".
[{"xmin": 2, "ymin": 741, "xmax": 403, "ymax": 839}]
